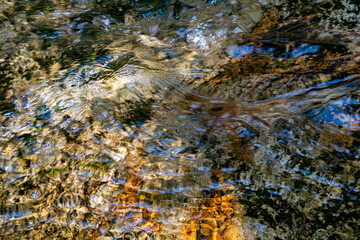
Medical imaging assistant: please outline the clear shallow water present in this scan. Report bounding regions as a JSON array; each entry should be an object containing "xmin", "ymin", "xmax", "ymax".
[{"xmin": 0, "ymin": 0, "xmax": 360, "ymax": 239}]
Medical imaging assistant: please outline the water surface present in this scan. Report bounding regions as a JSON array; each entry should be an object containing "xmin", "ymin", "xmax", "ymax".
[{"xmin": 1, "ymin": 0, "xmax": 360, "ymax": 239}]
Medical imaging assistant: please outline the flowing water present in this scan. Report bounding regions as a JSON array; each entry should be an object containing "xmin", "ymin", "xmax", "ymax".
[{"xmin": 0, "ymin": 0, "xmax": 360, "ymax": 239}]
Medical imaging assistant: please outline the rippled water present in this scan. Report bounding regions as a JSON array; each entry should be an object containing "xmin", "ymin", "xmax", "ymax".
[{"xmin": 1, "ymin": 0, "xmax": 360, "ymax": 239}]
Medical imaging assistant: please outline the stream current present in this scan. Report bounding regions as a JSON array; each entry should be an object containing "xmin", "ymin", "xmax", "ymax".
[{"xmin": 0, "ymin": 0, "xmax": 360, "ymax": 239}]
